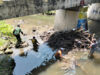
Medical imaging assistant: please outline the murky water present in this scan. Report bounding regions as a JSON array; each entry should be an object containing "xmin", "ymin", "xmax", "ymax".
[
  {"xmin": 12, "ymin": 35, "xmax": 55, "ymax": 75},
  {"xmin": 12, "ymin": 36, "xmax": 100, "ymax": 75},
  {"xmin": 12, "ymin": 19, "xmax": 100, "ymax": 75},
  {"xmin": 38, "ymin": 61, "xmax": 65, "ymax": 75},
  {"xmin": 38, "ymin": 51, "xmax": 100, "ymax": 75}
]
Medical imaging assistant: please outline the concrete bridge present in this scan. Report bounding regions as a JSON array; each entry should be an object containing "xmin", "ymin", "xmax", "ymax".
[{"xmin": 0, "ymin": 0, "xmax": 100, "ymax": 32}]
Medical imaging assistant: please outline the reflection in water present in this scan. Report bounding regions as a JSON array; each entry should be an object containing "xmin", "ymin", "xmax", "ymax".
[{"xmin": 12, "ymin": 36, "xmax": 55, "ymax": 75}]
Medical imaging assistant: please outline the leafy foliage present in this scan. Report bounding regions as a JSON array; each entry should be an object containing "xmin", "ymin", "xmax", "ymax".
[
  {"xmin": 0, "ymin": 21, "xmax": 15, "ymax": 46},
  {"xmin": 0, "ymin": 38, "xmax": 6, "ymax": 46},
  {"xmin": 0, "ymin": 21, "xmax": 14, "ymax": 36}
]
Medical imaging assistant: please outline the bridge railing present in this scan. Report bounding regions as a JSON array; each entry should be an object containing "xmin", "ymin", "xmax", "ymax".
[
  {"xmin": 56, "ymin": 0, "xmax": 100, "ymax": 9},
  {"xmin": 64, "ymin": 0, "xmax": 81, "ymax": 8}
]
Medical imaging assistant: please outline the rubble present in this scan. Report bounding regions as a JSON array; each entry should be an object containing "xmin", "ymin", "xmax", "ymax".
[
  {"xmin": 39, "ymin": 29, "xmax": 54, "ymax": 41},
  {"xmin": 47, "ymin": 29, "xmax": 94, "ymax": 51}
]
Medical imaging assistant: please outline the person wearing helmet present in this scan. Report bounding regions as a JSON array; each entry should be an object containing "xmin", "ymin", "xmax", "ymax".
[
  {"xmin": 55, "ymin": 48, "xmax": 64, "ymax": 60},
  {"xmin": 13, "ymin": 24, "xmax": 25, "ymax": 48}
]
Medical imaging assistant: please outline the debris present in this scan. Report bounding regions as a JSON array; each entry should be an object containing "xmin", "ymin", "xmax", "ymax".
[
  {"xmin": 39, "ymin": 29, "xmax": 54, "ymax": 41},
  {"xmin": 16, "ymin": 42, "xmax": 29, "ymax": 48},
  {"xmin": 47, "ymin": 29, "xmax": 94, "ymax": 51}
]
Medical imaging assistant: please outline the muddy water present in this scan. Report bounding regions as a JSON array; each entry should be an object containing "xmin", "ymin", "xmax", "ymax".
[
  {"xmin": 12, "ymin": 35, "xmax": 55, "ymax": 75},
  {"xmin": 12, "ymin": 35, "xmax": 100, "ymax": 75},
  {"xmin": 12, "ymin": 19, "xmax": 100, "ymax": 75},
  {"xmin": 38, "ymin": 51, "xmax": 100, "ymax": 75},
  {"xmin": 38, "ymin": 61, "xmax": 65, "ymax": 75}
]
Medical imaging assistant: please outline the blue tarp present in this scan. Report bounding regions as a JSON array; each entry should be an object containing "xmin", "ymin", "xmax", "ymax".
[{"xmin": 77, "ymin": 19, "xmax": 87, "ymax": 30}]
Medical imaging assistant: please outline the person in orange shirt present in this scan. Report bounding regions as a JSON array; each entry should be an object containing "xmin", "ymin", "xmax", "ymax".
[{"xmin": 55, "ymin": 48, "xmax": 64, "ymax": 60}]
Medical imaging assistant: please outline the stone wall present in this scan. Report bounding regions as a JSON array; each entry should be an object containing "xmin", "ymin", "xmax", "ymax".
[
  {"xmin": 0, "ymin": 0, "xmax": 38, "ymax": 20},
  {"xmin": 0, "ymin": 0, "xmax": 100, "ymax": 20}
]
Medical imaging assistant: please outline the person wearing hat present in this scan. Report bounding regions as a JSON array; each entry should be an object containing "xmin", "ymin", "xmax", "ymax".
[
  {"xmin": 13, "ymin": 24, "xmax": 25, "ymax": 48},
  {"xmin": 55, "ymin": 48, "xmax": 64, "ymax": 60}
]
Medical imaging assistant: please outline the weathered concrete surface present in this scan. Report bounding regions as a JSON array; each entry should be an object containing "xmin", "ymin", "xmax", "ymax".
[
  {"xmin": 87, "ymin": 3, "xmax": 100, "ymax": 21},
  {"xmin": 54, "ymin": 9, "xmax": 79, "ymax": 31},
  {"xmin": 88, "ymin": 20, "xmax": 100, "ymax": 36},
  {"xmin": 87, "ymin": 3, "xmax": 100, "ymax": 36},
  {"xmin": 0, "ymin": 0, "xmax": 100, "ymax": 20}
]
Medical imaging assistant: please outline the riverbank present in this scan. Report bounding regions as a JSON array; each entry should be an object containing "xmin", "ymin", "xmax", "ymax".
[
  {"xmin": 0, "ymin": 14, "xmax": 55, "ymax": 75},
  {"xmin": 0, "ymin": 13, "xmax": 99, "ymax": 75}
]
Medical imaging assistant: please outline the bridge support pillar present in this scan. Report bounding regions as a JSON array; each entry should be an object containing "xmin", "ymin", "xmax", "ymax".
[
  {"xmin": 87, "ymin": 3, "xmax": 100, "ymax": 36},
  {"xmin": 54, "ymin": 9, "xmax": 79, "ymax": 31}
]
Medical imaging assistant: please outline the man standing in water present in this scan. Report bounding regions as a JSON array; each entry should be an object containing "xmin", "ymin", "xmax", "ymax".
[
  {"xmin": 88, "ymin": 39, "xmax": 98, "ymax": 58},
  {"xmin": 13, "ymin": 24, "xmax": 25, "ymax": 48},
  {"xmin": 31, "ymin": 36, "xmax": 39, "ymax": 52}
]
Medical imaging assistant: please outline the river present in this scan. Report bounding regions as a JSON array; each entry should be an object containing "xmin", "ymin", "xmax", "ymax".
[
  {"xmin": 37, "ymin": 51, "xmax": 100, "ymax": 75},
  {"xmin": 11, "ymin": 19, "xmax": 100, "ymax": 75},
  {"xmin": 37, "ymin": 20, "xmax": 100, "ymax": 75}
]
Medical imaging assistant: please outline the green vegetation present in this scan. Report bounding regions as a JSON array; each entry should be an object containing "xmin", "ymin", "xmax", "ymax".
[
  {"xmin": 0, "ymin": 21, "xmax": 13, "ymax": 36},
  {"xmin": 23, "ymin": 14, "xmax": 54, "ymax": 22},
  {"xmin": 0, "ymin": 21, "xmax": 15, "ymax": 46},
  {"xmin": 0, "ymin": 38, "xmax": 6, "ymax": 46},
  {"xmin": 45, "ymin": 10, "xmax": 56, "ymax": 15}
]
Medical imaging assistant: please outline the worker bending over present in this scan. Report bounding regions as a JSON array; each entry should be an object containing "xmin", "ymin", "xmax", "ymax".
[{"xmin": 55, "ymin": 48, "xmax": 64, "ymax": 60}]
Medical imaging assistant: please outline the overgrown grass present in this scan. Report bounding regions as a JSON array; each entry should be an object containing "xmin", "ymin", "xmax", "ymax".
[
  {"xmin": 17, "ymin": 14, "xmax": 54, "ymax": 26},
  {"xmin": 21, "ymin": 14, "xmax": 54, "ymax": 20}
]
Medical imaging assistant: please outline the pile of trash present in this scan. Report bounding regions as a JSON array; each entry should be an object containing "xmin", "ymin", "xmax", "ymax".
[
  {"xmin": 39, "ymin": 29, "xmax": 54, "ymax": 42},
  {"xmin": 47, "ymin": 29, "xmax": 94, "ymax": 50}
]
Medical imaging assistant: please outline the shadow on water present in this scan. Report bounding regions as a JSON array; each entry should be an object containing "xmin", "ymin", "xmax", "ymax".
[{"xmin": 30, "ymin": 60, "xmax": 56, "ymax": 75}]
